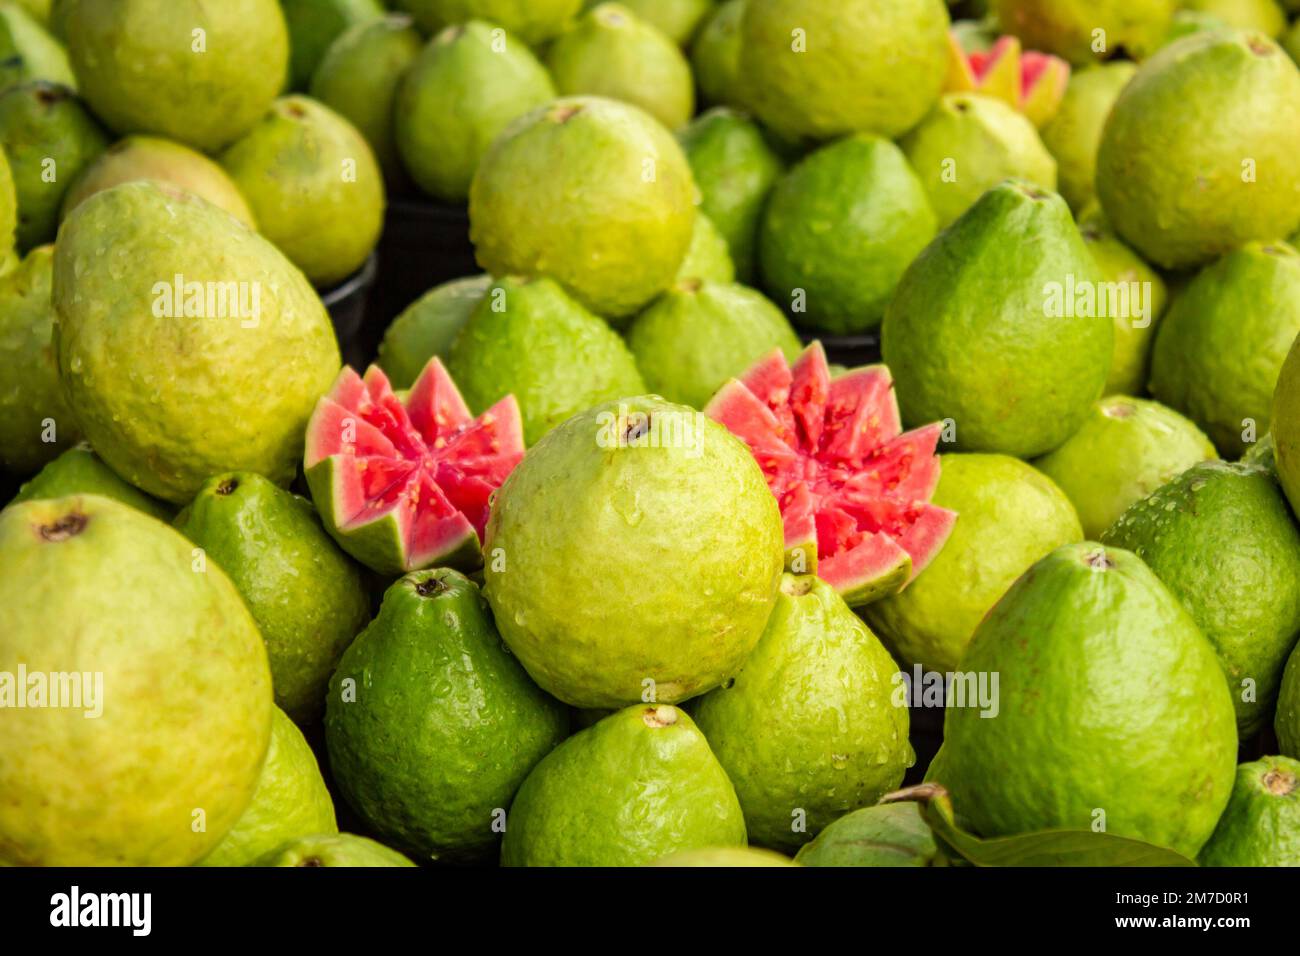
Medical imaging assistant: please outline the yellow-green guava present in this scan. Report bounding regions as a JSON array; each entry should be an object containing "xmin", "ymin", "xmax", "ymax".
[
  {"xmin": 280, "ymin": 0, "xmax": 384, "ymax": 91},
  {"xmin": 994, "ymin": 0, "xmax": 1177, "ymax": 63},
  {"xmin": 10, "ymin": 444, "xmax": 172, "ymax": 521},
  {"xmin": 651, "ymin": 847, "xmax": 798, "ymax": 867},
  {"xmin": 391, "ymin": 0, "xmax": 583, "ymax": 46},
  {"xmin": 252, "ymin": 833, "xmax": 415, "ymax": 867},
  {"xmin": 675, "ymin": 211, "xmax": 735, "ymax": 284},
  {"xmin": 1198, "ymin": 756, "xmax": 1300, "ymax": 866},
  {"xmin": 0, "ymin": 143, "xmax": 15, "ymax": 260},
  {"xmin": 1184, "ymin": 0, "xmax": 1287, "ymax": 37},
  {"xmin": 376, "ymin": 274, "xmax": 492, "ymax": 389},
  {"xmin": 612, "ymin": 0, "xmax": 715, "ymax": 45},
  {"xmin": 1279, "ymin": 649, "xmax": 1300, "ymax": 756},
  {"xmin": 690, "ymin": 0, "xmax": 747, "ymax": 109},
  {"xmin": 0, "ymin": 1, "xmax": 74, "ymax": 94},
  {"xmin": 1276, "ymin": 333, "xmax": 1300, "ymax": 519},
  {"xmin": 1039, "ymin": 62, "xmax": 1136, "ymax": 212}
]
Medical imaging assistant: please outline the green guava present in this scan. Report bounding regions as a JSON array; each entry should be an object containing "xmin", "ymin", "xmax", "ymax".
[
  {"xmin": 252, "ymin": 833, "xmax": 416, "ymax": 867},
  {"xmin": 391, "ymin": 0, "xmax": 582, "ymax": 45},
  {"xmin": 759, "ymin": 134, "xmax": 936, "ymax": 332},
  {"xmin": 220, "ymin": 95, "xmax": 384, "ymax": 287},
  {"xmin": 793, "ymin": 802, "xmax": 940, "ymax": 867},
  {"xmin": 994, "ymin": 0, "xmax": 1177, "ymax": 63},
  {"xmin": 198, "ymin": 706, "xmax": 337, "ymax": 867},
  {"xmin": 1280, "ymin": 650, "xmax": 1300, "ymax": 756},
  {"xmin": 900, "ymin": 93, "xmax": 1057, "ymax": 229},
  {"xmin": 54, "ymin": 181, "xmax": 341, "ymax": 503},
  {"xmin": 483, "ymin": 395, "xmax": 784, "ymax": 708},
  {"xmin": 546, "ymin": 4, "xmax": 695, "ymax": 131},
  {"xmin": 1034, "ymin": 396, "xmax": 1218, "ymax": 539},
  {"xmin": 625, "ymin": 279, "xmax": 799, "ymax": 409},
  {"xmin": 610, "ymin": 0, "xmax": 715, "ymax": 45},
  {"xmin": 1039, "ymin": 63, "xmax": 1136, "ymax": 212},
  {"xmin": 470, "ymin": 97, "xmax": 697, "ymax": 318},
  {"xmin": 1077, "ymin": 208, "xmax": 1168, "ymax": 396},
  {"xmin": 677, "ymin": 107, "xmax": 784, "ymax": 282},
  {"xmin": 0, "ymin": 244, "xmax": 79, "ymax": 474},
  {"xmin": 1160, "ymin": 10, "xmax": 1231, "ymax": 48},
  {"xmin": 446, "ymin": 275, "xmax": 646, "ymax": 445},
  {"xmin": 1097, "ymin": 31, "xmax": 1300, "ymax": 271},
  {"xmin": 693, "ymin": 574, "xmax": 913, "ymax": 852},
  {"xmin": 280, "ymin": 0, "xmax": 384, "ymax": 91},
  {"xmin": 1150, "ymin": 242, "xmax": 1300, "ymax": 458},
  {"xmin": 13, "ymin": 0, "xmax": 50, "ymax": 26},
  {"xmin": 174, "ymin": 472, "xmax": 371, "ymax": 725},
  {"xmin": 932, "ymin": 541, "xmax": 1238, "ymax": 857},
  {"xmin": 501, "ymin": 704, "xmax": 747, "ymax": 866},
  {"xmin": 1198, "ymin": 756, "xmax": 1300, "ymax": 865},
  {"xmin": 1286, "ymin": 20, "xmax": 1300, "ymax": 64},
  {"xmin": 738, "ymin": 0, "xmax": 950, "ymax": 140},
  {"xmin": 327, "ymin": 569, "xmax": 568, "ymax": 863},
  {"xmin": 0, "ymin": 143, "xmax": 15, "ymax": 260},
  {"xmin": 11, "ymin": 444, "xmax": 172, "ymax": 521},
  {"xmin": 690, "ymin": 0, "xmax": 746, "ymax": 108},
  {"xmin": 376, "ymin": 274, "xmax": 492, "ymax": 389},
  {"xmin": 882, "ymin": 180, "xmax": 1112, "ymax": 458},
  {"xmin": 65, "ymin": 0, "xmax": 288, "ymax": 152},
  {"xmin": 1103, "ymin": 460, "xmax": 1300, "ymax": 738},
  {"xmin": 310, "ymin": 15, "xmax": 423, "ymax": 183},
  {"xmin": 395, "ymin": 21, "xmax": 554, "ymax": 203},
  {"xmin": 1277, "ymin": 334, "xmax": 1300, "ymax": 518},
  {"xmin": 864, "ymin": 453, "xmax": 1083, "ymax": 674},
  {"xmin": 675, "ymin": 210, "xmax": 735, "ymax": 284},
  {"xmin": 0, "ymin": 81, "xmax": 106, "ymax": 250},
  {"xmin": 0, "ymin": 1, "xmax": 73, "ymax": 94},
  {"xmin": 651, "ymin": 847, "xmax": 798, "ymax": 867},
  {"xmin": 61, "ymin": 134, "xmax": 254, "ymax": 227},
  {"xmin": 1183, "ymin": 0, "xmax": 1287, "ymax": 37},
  {"xmin": 0, "ymin": 494, "xmax": 272, "ymax": 865}
]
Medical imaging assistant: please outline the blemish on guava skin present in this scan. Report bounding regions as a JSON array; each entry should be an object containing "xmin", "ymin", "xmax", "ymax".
[
  {"xmin": 642, "ymin": 705, "xmax": 678, "ymax": 728},
  {"xmin": 624, "ymin": 414, "xmax": 652, "ymax": 444},
  {"xmin": 1102, "ymin": 401, "xmax": 1135, "ymax": 420},
  {"xmin": 1263, "ymin": 768, "xmax": 1297, "ymax": 796},
  {"xmin": 781, "ymin": 576, "xmax": 814, "ymax": 597},
  {"xmin": 549, "ymin": 103, "xmax": 584, "ymax": 125},
  {"xmin": 215, "ymin": 477, "xmax": 239, "ymax": 496},
  {"xmin": 39, "ymin": 512, "xmax": 88, "ymax": 542},
  {"xmin": 296, "ymin": 857, "xmax": 324, "ymax": 867},
  {"xmin": 1084, "ymin": 548, "xmax": 1115, "ymax": 571},
  {"xmin": 415, "ymin": 575, "xmax": 450, "ymax": 598},
  {"xmin": 1247, "ymin": 36, "xmax": 1275, "ymax": 57}
]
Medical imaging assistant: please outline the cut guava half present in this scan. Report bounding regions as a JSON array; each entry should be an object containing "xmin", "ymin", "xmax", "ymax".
[
  {"xmin": 705, "ymin": 342, "xmax": 957, "ymax": 607},
  {"xmin": 945, "ymin": 32, "xmax": 1070, "ymax": 128},
  {"xmin": 304, "ymin": 357, "xmax": 524, "ymax": 576}
]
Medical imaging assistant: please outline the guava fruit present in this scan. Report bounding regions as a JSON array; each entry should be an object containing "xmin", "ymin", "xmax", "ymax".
[
  {"xmin": 304, "ymin": 358, "xmax": 524, "ymax": 576},
  {"xmin": 931, "ymin": 541, "xmax": 1238, "ymax": 857},
  {"xmin": 693, "ymin": 574, "xmax": 913, "ymax": 852},
  {"xmin": 759, "ymin": 134, "xmax": 936, "ymax": 333},
  {"xmin": 882, "ymin": 181, "xmax": 1111, "ymax": 458},
  {"xmin": 864, "ymin": 453, "xmax": 1083, "ymax": 674},
  {"xmin": 0, "ymin": 142, "xmax": 14, "ymax": 259},
  {"xmin": 377, "ymin": 274, "xmax": 492, "ymax": 390},
  {"xmin": 1034, "ymin": 397, "xmax": 1218, "ymax": 539},
  {"xmin": 1077, "ymin": 209, "xmax": 1168, "ymax": 396},
  {"xmin": 1277, "ymin": 335, "xmax": 1300, "ymax": 518},
  {"xmin": 993, "ymin": 0, "xmax": 1177, "ymax": 63},
  {"xmin": 546, "ymin": 4, "xmax": 695, "ymax": 131},
  {"xmin": 446, "ymin": 275, "xmax": 645, "ymax": 446},
  {"xmin": 651, "ymin": 847, "xmax": 798, "ymax": 867},
  {"xmin": 1198, "ymin": 757, "xmax": 1300, "ymax": 866},
  {"xmin": 10, "ymin": 444, "xmax": 172, "ymax": 521},
  {"xmin": 1103, "ymin": 460, "xmax": 1300, "ymax": 738},
  {"xmin": 1243, "ymin": 432, "xmax": 1277, "ymax": 472},
  {"xmin": 899, "ymin": 93, "xmax": 1057, "ymax": 229},
  {"xmin": 677, "ymin": 107, "xmax": 784, "ymax": 283},
  {"xmin": 1280, "ymin": 651, "xmax": 1300, "ymax": 756},
  {"xmin": 174, "ymin": 472, "xmax": 371, "ymax": 725},
  {"xmin": 690, "ymin": 0, "xmax": 746, "ymax": 108},
  {"xmin": 0, "ymin": 1, "xmax": 73, "ymax": 94},
  {"xmin": 470, "ymin": 97, "xmax": 697, "ymax": 318},
  {"xmin": 280, "ymin": 0, "xmax": 384, "ymax": 91},
  {"xmin": 625, "ymin": 280, "xmax": 798, "ymax": 409},
  {"xmin": 1162, "ymin": 9, "xmax": 1231, "ymax": 47},
  {"xmin": 60, "ymin": 134, "xmax": 254, "ymax": 227},
  {"xmin": 501, "ymin": 704, "xmax": 747, "ymax": 866},
  {"xmin": 1039, "ymin": 62, "xmax": 1136, "ymax": 212},
  {"xmin": 1286, "ymin": 20, "xmax": 1300, "ymax": 64},
  {"xmin": 1184, "ymin": 0, "xmax": 1287, "ymax": 37},
  {"xmin": 610, "ymin": 0, "xmax": 715, "ymax": 45},
  {"xmin": 54, "ymin": 182, "xmax": 341, "ymax": 504},
  {"xmin": 327, "ymin": 569, "xmax": 567, "ymax": 863},
  {"xmin": 793, "ymin": 802, "xmax": 940, "ymax": 867},
  {"xmin": 706, "ymin": 343, "xmax": 957, "ymax": 607},
  {"xmin": 391, "ymin": 0, "xmax": 582, "ymax": 45},
  {"xmin": 395, "ymin": 21, "xmax": 555, "ymax": 203},
  {"xmin": 0, "ymin": 244, "xmax": 79, "ymax": 474},
  {"xmin": 484, "ymin": 395, "xmax": 784, "ymax": 708},
  {"xmin": 944, "ymin": 33, "xmax": 1071, "ymax": 127},
  {"xmin": 198, "ymin": 707, "xmax": 337, "ymax": 867},
  {"xmin": 13, "ymin": 0, "xmax": 49, "ymax": 25},
  {"xmin": 0, "ymin": 494, "xmax": 273, "ymax": 865},
  {"xmin": 220, "ymin": 95, "xmax": 384, "ymax": 288},
  {"xmin": 1096, "ymin": 31, "xmax": 1300, "ymax": 271},
  {"xmin": 0, "ymin": 81, "xmax": 106, "ymax": 250},
  {"xmin": 252, "ymin": 833, "xmax": 415, "ymax": 867},
  {"xmin": 675, "ymin": 211, "xmax": 734, "ymax": 284},
  {"xmin": 1150, "ymin": 242, "xmax": 1300, "ymax": 458},
  {"xmin": 65, "ymin": 0, "xmax": 288, "ymax": 152},
  {"xmin": 738, "ymin": 0, "xmax": 951, "ymax": 140}
]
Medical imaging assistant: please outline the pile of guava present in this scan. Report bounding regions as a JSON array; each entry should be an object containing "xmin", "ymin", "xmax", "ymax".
[{"xmin": 5, "ymin": 0, "xmax": 1300, "ymax": 876}]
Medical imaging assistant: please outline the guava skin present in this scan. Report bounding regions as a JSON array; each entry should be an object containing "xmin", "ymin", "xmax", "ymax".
[
  {"xmin": 11, "ymin": 444, "xmax": 172, "ymax": 521},
  {"xmin": 994, "ymin": 0, "xmax": 1177, "ymax": 64},
  {"xmin": 326, "ymin": 570, "xmax": 569, "ymax": 864},
  {"xmin": 0, "ymin": 2, "xmax": 75, "ymax": 94},
  {"xmin": 0, "ymin": 143, "xmax": 15, "ymax": 259},
  {"xmin": 392, "ymin": 0, "xmax": 583, "ymax": 46},
  {"xmin": 651, "ymin": 847, "xmax": 798, "ymax": 867},
  {"xmin": 279, "ymin": 0, "xmax": 384, "ymax": 92},
  {"xmin": 252, "ymin": 833, "xmax": 416, "ymax": 867},
  {"xmin": 501, "ymin": 704, "xmax": 747, "ymax": 866},
  {"xmin": 53, "ymin": 182, "xmax": 341, "ymax": 504},
  {"xmin": 1097, "ymin": 31, "xmax": 1300, "ymax": 271},
  {"xmin": 864, "ymin": 453, "xmax": 1084, "ymax": 675},
  {"xmin": 483, "ymin": 395, "xmax": 785, "ymax": 709},
  {"xmin": 1279, "ymin": 650, "xmax": 1300, "ymax": 757},
  {"xmin": 738, "ymin": 0, "xmax": 951, "ymax": 140},
  {"xmin": 1275, "ymin": 333, "xmax": 1300, "ymax": 519},
  {"xmin": 0, "ymin": 495, "xmax": 273, "ymax": 866},
  {"xmin": 933, "ymin": 542, "xmax": 1238, "ymax": 859},
  {"xmin": 1103, "ymin": 461, "xmax": 1300, "ymax": 738},
  {"xmin": 1198, "ymin": 756, "xmax": 1300, "ymax": 866},
  {"xmin": 469, "ymin": 96, "xmax": 697, "ymax": 318},
  {"xmin": 1040, "ymin": 63, "xmax": 1137, "ymax": 212},
  {"xmin": 693, "ymin": 574, "xmax": 913, "ymax": 853},
  {"xmin": 65, "ymin": 0, "xmax": 289, "ymax": 152},
  {"xmin": 882, "ymin": 181, "xmax": 1112, "ymax": 459},
  {"xmin": 794, "ymin": 802, "xmax": 940, "ymax": 867},
  {"xmin": 377, "ymin": 274, "xmax": 492, "ymax": 390},
  {"xmin": 198, "ymin": 707, "xmax": 337, "ymax": 867},
  {"xmin": 690, "ymin": 0, "xmax": 746, "ymax": 108},
  {"xmin": 614, "ymin": 0, "xmax": 716, "ymax": 45},
  {"xmin": 1185, "ymin": 0, "xmax": 1287, "ymax": 37},
  {"xmin": 675, "ymin": 211, "xmax": 735, "ymax": 284}
]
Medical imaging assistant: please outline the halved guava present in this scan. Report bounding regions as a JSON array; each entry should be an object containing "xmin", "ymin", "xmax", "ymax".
[
  {"xmin": 304, "ymin": 358, "xmax": 524, "ymax": 576},
  {"xmin": 705, "ymin": 343, "xmax": 956, "ymax": 607},
  {"xmin": 945, "ymin": 32, "xmax": 1070, "ymax": 127}
]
